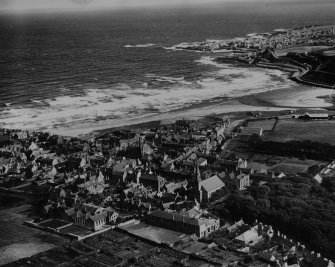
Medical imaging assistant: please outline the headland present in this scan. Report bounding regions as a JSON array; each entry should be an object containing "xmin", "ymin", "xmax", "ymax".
[{"xmin": 172, "ymin": 24, "xmax": 335, "ymax": 89}]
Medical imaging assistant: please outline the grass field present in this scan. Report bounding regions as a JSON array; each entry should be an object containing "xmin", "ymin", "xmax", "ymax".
[
  {"xmin": 0, "ymin": 205, "xmax": 67, "ymax": 265},
  {"xmin": 247, "ymin": 119, "xmax": 277, "ymax": 131},
  {"xmin": 263, "ymin": 119, "xmax": 335, "ymax": 145},
  {"xmin": 39, "ymin": 219, "xmax": 71, "ymax": 229},
  {"xmin": 270, "ymin": 158, "xmax": 324, "ymax": 174},
  {"xmin": 59, "ymin": 224, "xmax": 93, "ymax": 236}
]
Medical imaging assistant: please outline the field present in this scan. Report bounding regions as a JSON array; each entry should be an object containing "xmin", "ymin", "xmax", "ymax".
[
  {"xmin": 263, "ymin": 119, "xmax": 335, "ymax": 145},
  {"xmin": 0, "ymin": 195, "xmax": 25, "ymax": 210},
  {"xmin": 270, "ymin": 158, "xmax": 324, "ymax": 174},
  {"xmin": 118, "ymin": 222, "xmax": 185, "ymax": 245},
  {"xmin": 247, "ymin": 118, "xmax": 277, "ymax": 131},
  {"xmin": 59, "ymin": 224, "xmax": 93, "ymax": 237},
  {"xmin": 0, "ymin": 205, "xmax": 67, "ymax": 265},
  {"xmin": 39, "ymin": 219, "xmax": 71, "ymax": 229}
]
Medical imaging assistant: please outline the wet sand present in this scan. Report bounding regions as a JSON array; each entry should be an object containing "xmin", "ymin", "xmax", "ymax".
[
  {"xmin": 80, "ymin": 85, "xmax": 334, "ymax": 137},
  {"xmin": 237, "ymin": 86, "xmax": 334, "ymax": 109}
]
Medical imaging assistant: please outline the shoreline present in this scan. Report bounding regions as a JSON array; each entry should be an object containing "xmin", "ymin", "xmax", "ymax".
[{"xmin": 255, "ymin": 54, "xmax": 335, "ymax": 90}]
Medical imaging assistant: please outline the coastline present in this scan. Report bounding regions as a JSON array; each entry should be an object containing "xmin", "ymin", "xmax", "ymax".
[
  {"xmin": 1, "ymin": 57, "xmax": 333, "ymax": 138},
  {"xmin": 87, "ymin": 88, "xmax": 334, "ymax": 138},
  {"xmin": 255, "ymin": 55, "xmax": 335, "ymax": 90}
]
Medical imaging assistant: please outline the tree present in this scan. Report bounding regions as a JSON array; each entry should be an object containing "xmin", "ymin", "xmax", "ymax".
[
  {"xmin": 210, "ymin": 187, "xmax": 230, "ymax": 202},
  {"xmin": 321, "ymin": 177, "xmax": 335, "ymax": 193}
]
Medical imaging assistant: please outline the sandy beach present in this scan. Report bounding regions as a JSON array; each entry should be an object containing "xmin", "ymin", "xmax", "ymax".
[
  {"xmin": 72, "ymin": 88, "xmax": 333, "ymax": 137},
  {"xmin": 1, "ymin": 56, "xmax": 333, "ymax": 137}
]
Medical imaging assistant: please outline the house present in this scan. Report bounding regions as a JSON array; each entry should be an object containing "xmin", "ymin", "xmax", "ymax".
[
  {"xmin": 16, "ymin": 131, "xmax": 28, "ymax": 140},
  {"xmin": 236, "ymin": 173, "xmax": 250, "ymax": 190},
  {"xmin": 196, "ymin": 157, "xmax": 207, "ymax": 166},
  {"xmin": 49, "ymin": 187, "xmax": 67, "ymax": 201},
  {"xmin": 298, "ymin": 113, "xmax": 329, "ymax": 120},
  {"xmin": 200, "ymin": 175, "xmax": 225, "ymax": 203},
  {"xmin": 160, "ymin": 193, "xmax": 177, "ymax": 209},
  {"xmin": 139, "ymin": 173, "xmax": 165, "ymax": 192},
  {"xmin": 87, "ymin": 212, "xmax": 107, "ymax": 231},
  {"xmin": 73, "ymin": 204, "xmax": 118, "ymax": 231},
  {"xmin": 164, "ymin": 181, "xmax": 187, "ymax": 193},
  {"xmin": 227, "ymin": 219, "xmax": 245, "ymax": 232},
  {"xmin": 147, "ymin": 210, "xmax": 220, "ymax": 238},
  {"xmin": 235, "ymin": 226, "xmax": 262, "ymax": 245}
]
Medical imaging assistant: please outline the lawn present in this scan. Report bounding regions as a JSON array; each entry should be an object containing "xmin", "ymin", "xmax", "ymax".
[
  {"xmin": 247, "ymin": 118, "xmax": 277, "ymax": 131},
  {"xmin": 263, "ymin": 119, "xmax": 335, "ymax": 145},
  {"xmin": 39, "ymin": 219, "xmax": 71, "ymax": 229},
  {"xmin": 59, "ymin": 225, "xmax": 93, "ymax": 236},
  {"xmin": 0, "ymin": 205, "xmax": 67, "ymax": 265}
]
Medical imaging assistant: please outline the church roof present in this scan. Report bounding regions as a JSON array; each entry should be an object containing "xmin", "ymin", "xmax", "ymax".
[{"xmin": 201, "ymin": 175, "xmax": 225, "ymax": 193}]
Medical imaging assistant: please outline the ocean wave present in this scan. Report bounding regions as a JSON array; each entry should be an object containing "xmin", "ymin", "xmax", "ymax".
[
  {"xmin": 0, "ymin": 57, "xmax": 300, "ymax": 135},
  {"xmin": 31, "ymin": 99, "xmax": 45, "ymax": 105},
  {"xmin": 124, "ymin": 43, "xmax": 155, "ymax": 48}
]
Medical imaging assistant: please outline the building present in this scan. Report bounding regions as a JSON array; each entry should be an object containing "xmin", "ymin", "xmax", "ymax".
[
  {"xmin": 235, "ymin": 226, "xmax": 261, "ymax": 244},
  {"xmin": 49, "ymin": 187, "xmax": 67, "ymax": 201},
  {"xmin": 298, "ymin": 113, "xmax": 329, "ymax": 120},
  {"xmin": 73, "ymin": 205, "xmax": 118, "ymax": 231},
  {"xmin": 147, "ymin": 210, "xmax": 220, "ymax": 238},
  {"xmin": 139, "ymin": 173, "xmax": 165, "ymax": 192},
  {"xmin": 200, "ymin": 175, "xmax": 225, "ymax": 203},
  {"xmin": 236, "ymin": 173, "xmax": 250, "ymax": 190}
]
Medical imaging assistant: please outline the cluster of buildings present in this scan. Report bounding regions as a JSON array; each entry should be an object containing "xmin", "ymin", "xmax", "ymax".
[
  {"xmin": 199, "ymin": 219, "xmax": 335, "ymax": 267},
  {"xmin": 0, "ymin": 116, "xmax": 255, "ymax": 234},
  {"xmin": 1, "ymin": 111, "xmax": 335, "ymax": 266},
  {"xmin": 174, "ymin": 24, "xmax": 335, "ymax": 62},
  {"xmin": 267, "ymin": 25, "xmax": 335, "ymax": 50}
]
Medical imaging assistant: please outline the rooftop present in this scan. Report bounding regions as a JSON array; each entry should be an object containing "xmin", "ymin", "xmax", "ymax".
[{"xmin": 201, "ymin": 175, "xmax": 225, "ymax": 193}]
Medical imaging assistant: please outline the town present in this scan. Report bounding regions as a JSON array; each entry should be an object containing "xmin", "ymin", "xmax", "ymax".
[
  {"xmin": 173, "ymin": 25, "xmax": 335, "ymax": 89},
  {"xmin": 1, "ymin": 110, "xmax": 335, "ymax": 266}
]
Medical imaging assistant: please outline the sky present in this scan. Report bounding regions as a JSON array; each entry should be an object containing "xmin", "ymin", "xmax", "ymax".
[
  {"xmin": 0, "ymin": 0, "xmax": 224, "ymax": 11},
  {"xmin": 0, "ymin": 0, "xmax": 329, "ymax": 12},
  {"xmin": 0, "ymin": 0, "xmax": 296, "ymax": 11}
]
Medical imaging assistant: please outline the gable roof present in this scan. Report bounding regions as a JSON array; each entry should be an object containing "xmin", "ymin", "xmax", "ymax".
[
  {"xmin": 201, "ymin": 175, "xmax": 225, "ymax": 193},
  {"xmin": 89, "ymin": 211, "xmax": 107, "ymax": 222}
]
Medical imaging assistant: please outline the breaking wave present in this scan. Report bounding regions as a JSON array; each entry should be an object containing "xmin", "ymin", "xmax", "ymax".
[
  {"xmin": 124, "ymin": 43, "xmax": 156, "ymax": 48},
  {"xmin": 0, "ymin": 56, "xmax": 298, "ymax": 135}
]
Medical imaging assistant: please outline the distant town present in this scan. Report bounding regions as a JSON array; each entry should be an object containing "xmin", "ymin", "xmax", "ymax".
[
  {"xmin": 173, "ymin": 25, "xmax": 335, "ymax": 89},
  {"xmin": 1, "ymin": 108, "xmax": 335, "ymax": 266}
]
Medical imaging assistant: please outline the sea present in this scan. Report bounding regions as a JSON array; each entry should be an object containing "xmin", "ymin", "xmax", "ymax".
[{"xmin": 0, "ymin": 1, "xmax": 334, "ymax": 135}]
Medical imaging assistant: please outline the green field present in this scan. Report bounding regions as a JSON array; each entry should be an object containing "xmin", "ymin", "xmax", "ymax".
[
  {"xmin": 39, "ymin": 219, "xmax": 71, "ymax": 229},
  {"xmin": 0, "ymin": 205, "xmax": 67, "ymax": 265},
  {"xmin": 247, "ymin": 119, "xmax": 277, "ymax": 131},
  {"xmin": 270, "ymin": 158, "xmax": 324, "ymax": 174},
  {"xmin": 263, "ymin": 119, "xmax": 335, "ymax": 145}
]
